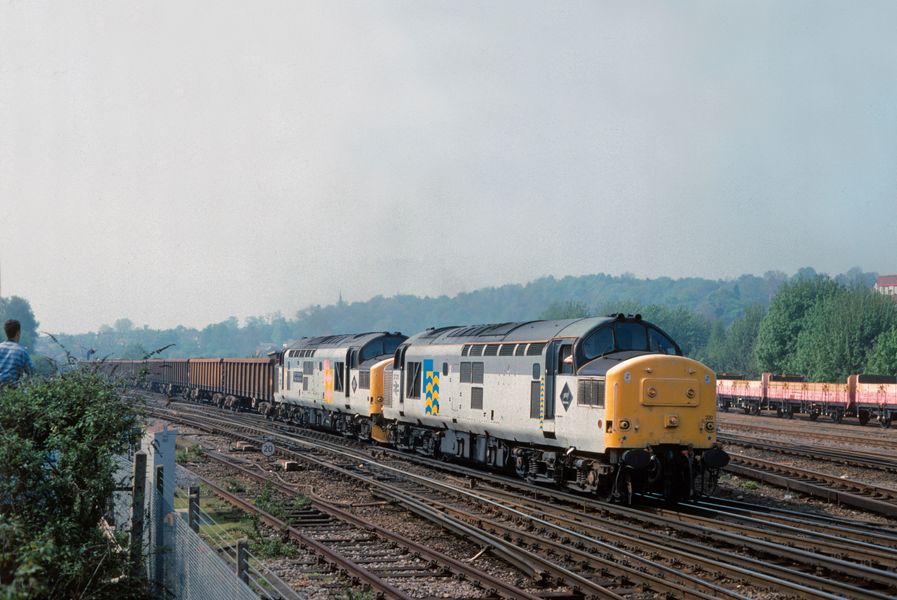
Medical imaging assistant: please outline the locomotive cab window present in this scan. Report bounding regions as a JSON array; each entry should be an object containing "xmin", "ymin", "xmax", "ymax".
[
  {"xmin": 581, "ymin": 327, "xmax": 614, "ymax": 360},
  {"xmin": 614, "ymin": 323, "xmax": 648, "ymax": 351},
  {"xmin": 648, "ymin": 328, "xmax": 677, "ymax": 354},
  {"xmin": 580, "ymin": 323, "xmax": 678, "ymax": 362}
]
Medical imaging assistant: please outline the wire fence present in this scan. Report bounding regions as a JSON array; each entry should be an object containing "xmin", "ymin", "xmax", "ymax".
[{"xmin": 112, "ymin": 427, "xmax": 297, "ymax": 600}]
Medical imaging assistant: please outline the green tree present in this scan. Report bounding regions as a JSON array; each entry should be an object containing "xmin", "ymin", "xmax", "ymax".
[
  {"xmin": 792, "ymin": 287, "xmax": 897, "ymax": 380},
  {"xmin": 0, "ymin": 369, "xmax": 147, "ymax": 598},
  {"xmin": 702, "ymin": 320, "xmax": 728, "ymax": 370},
  {"xmin": 867, "ymin": 326, "xmax": 897, "ymax": 376},
  {"xmin": 705, "ymin": 305, "xmax": 765, "ymax": 375},
  {"xmin": 540, "ymin": 301, "xmax": 591, "ymax": 320},
  {"xmin": 754, "ymin": 275, "xmax": 840, "ymax": 373},
  {"xmin": 0, "ymin": 296, "xmax": 39, "ymax": 351}
]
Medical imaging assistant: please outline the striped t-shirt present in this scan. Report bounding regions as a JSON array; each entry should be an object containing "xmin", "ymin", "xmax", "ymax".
[{"xmin": 0, "ymin": 340, "xmax": 35, "ymax": 386}]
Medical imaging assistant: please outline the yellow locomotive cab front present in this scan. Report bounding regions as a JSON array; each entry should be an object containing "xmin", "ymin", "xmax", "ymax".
[
  {"xmin": 604, "ymin": 354, "xmax": 718, "ymax": 449},
  {"xmin": 602, "ymin": 353, "xmax": 729, "ymax": 501}
]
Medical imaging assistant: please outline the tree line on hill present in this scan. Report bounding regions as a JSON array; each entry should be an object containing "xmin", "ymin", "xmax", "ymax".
[{"xmin": 11, "ymin": 266, "xmax": 896, "ymax": 381}]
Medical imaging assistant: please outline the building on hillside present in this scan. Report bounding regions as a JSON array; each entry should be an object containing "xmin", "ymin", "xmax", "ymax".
[{"xmin": 874, "ymin": 275, "xmax": 897, "ymax": 299}]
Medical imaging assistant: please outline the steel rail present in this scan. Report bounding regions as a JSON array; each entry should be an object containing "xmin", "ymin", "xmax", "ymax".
[
  {"xmin": 720, "ymin": 433, "xmax": 897, "ymax": 472},
  {"xmin": 726, "ymin": 455, "xmax": 897, "ymax": 517},
  {"xmin": 149, "ymin": 407, "xmax": 722, "ymax": 598},
  {"xmin": 691, "ymin": 496, "xmax": 897, "ymax": 540},
  {"xmin": 187, "ymin": 471, "xmax": 415, "ymax": 600},
  {"xmin": 720, "ymin": 421, "xmax": 897, "ymax": 450},
  {"xmin": 474, "ymin": 486, "xmax": 888, "ymax": 600},
  {"xmin": 201, "ymin": 450, "xmax": 545, "ymax": 600},
  {"xmin": 149, "ymin": 403, "xmax": 897, "ymax": 598}
]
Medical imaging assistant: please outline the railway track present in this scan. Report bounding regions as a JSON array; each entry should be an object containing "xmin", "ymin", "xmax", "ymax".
[
  {"xmin": 185, "ymin": 456, "xmax": 541, "ymax": 600},
  {"xmin": 144, "ymin": 399, "xmax": 897, "ymax": 599},
  {"xmin": 720, "ymin": 432, "xmax": 897, "ymax": 472},
  {"xmin": 726, "ymin": 454, "xmax": 897, "ymax": 518},
  {"xmin": 720, "ymin": 418, "xmax": 897, "ymax": 450}
]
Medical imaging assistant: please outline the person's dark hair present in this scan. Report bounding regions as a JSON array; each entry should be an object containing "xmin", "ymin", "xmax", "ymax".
[{"xmin": 4, "ymin": 319, "xmax": 21, "ymax": 340}]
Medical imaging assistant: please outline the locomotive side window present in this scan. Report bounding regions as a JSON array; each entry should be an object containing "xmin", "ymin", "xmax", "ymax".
[
  {"xmin": 406, "ymin": 361, "xmax": 422, "ymax": 398},
  {"xmin": 526, "ymin": 343, "xmax": 544, "ymax": 356},
  {"xmin": 559, "ymin": 345, "xmax": 574, "ymax": 375},
  {"xmin": 532, "ymin": 363, "xmax": 540, "ymax": 379}
]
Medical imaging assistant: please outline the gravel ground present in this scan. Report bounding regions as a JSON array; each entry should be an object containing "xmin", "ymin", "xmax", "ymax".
[
  {"xmin": 151, "ymin": 410, "xmax": 897, "ymax": 599},
  {"xmin": 163, "ymin": 419, "xmax": 562, "ymax": 599},
  {"xmin": 715, "ymin": 413, "xmax": 897, "ymax": 524}
]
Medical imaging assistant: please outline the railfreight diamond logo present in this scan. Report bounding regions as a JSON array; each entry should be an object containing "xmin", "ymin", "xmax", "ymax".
[{"xmin": 560, "ymin": 383, "xmax": 573, "ymax": 411}]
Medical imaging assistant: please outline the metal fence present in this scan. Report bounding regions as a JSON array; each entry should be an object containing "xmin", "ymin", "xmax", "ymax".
[{"xmin": 112, "ymin": 426, "xmax": 297, "ymax": 600}]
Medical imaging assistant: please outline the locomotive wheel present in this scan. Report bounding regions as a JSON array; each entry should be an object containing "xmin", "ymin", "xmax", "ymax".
[
  {"xmin": 832, "ymin": 412, "xmax": 843, "ymax": 424},
  {"xmin": 743, "ymin": 406, "xmax": 750, "ymax": 415},
  {"xmin": 859, "ymin": 410, "xmax": 871, "ymax": 426},
  {"xmin": 775, "ymin": 408, "xmax": 783, "ymax": 418},
  {"xmin": 881, "ymin": 417, "xmax": 892, "ymax": 429},
  {"xmin": 809, "ymin": 411, "xmax": 819, "ymax": 421}
]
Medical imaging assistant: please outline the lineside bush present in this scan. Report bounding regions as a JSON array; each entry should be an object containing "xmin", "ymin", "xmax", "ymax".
[{"xmin": 0, "ymin": 369, "xmax": 147, "ymax": 599}]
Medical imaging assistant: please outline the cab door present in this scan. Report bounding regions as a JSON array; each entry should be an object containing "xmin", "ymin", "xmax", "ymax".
[{"xmin": 542, "ymin": 341, "xmax": 558, "ymax": 433}]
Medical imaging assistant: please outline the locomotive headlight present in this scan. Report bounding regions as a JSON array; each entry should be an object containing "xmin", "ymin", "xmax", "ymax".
[
  {"xmin": 619, "ymin": 419, "xmax": 631, "ymax": 431},
  {"xmin": 705, "ymin": 420, "xmax": 715, "ymax": 431},
  {"xmin": 686, "ymin": 388, "xmax": 696, "ymax": 400}
]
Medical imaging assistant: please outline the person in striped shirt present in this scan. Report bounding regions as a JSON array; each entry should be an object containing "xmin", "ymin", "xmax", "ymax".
[{"xmin": 0, "ymin": 319, "xmax": 34, "ymax": 388}]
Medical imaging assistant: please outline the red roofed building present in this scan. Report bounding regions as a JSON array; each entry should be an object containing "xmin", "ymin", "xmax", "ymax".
[{"xmin": 874, "ymin": 275, "xmax": 897, "ymax": 299}]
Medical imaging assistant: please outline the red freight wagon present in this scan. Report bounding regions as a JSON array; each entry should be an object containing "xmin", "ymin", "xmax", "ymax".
[
  {"xmin": 145, "ymin": 359, "xmax": 188, "ymax": 393},
  {"xmin": 162, "ymin": 359, "xmax": 189, "ymax": 391},
  {"xmin": 716, "ymin": 375, "xmax": 764, "ymax": 414},
  {"xmin": 851, "ymin": 374, "xmax": 897, "ymax": 427},
  {"xmin": 798, "ymin": 381, "xmax": 852, "ymax": 422},
  {"xmin": 188, "ymin": 358, "xmax": 224, "ymax": 400},
  {"xmin": 763, "ymin": 374, "xmax": 807, "ymax": 418},
  {"xmin": 222, "ymin": 358, "xmax": 275, "ymax": 403}
]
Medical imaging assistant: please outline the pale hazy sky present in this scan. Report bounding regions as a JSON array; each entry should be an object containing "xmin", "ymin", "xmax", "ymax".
[{"xmin": 1, "ymin": 1, "xmax": 896, "ymax": 333}]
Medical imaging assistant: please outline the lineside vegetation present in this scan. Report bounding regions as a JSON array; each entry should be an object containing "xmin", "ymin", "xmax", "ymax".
[{"xmin": 0, "ymin": 369, "xmax": 148, "ymax": 600}]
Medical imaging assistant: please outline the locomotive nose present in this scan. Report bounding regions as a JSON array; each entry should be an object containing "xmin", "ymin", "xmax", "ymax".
[{"xmin": 604, "ymin": 354, "xmax": 718, "ymax": 449}]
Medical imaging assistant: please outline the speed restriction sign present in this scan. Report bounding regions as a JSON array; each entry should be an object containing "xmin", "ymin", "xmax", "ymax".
[{"xmin": 260, "ymin": 441, "xmax": 275, "ymax": 457}]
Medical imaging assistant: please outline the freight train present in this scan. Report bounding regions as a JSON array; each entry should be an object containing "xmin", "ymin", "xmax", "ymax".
[
  {"xmin": 90, "ymin": 314, "xmax": 730, "ymax": 503},
  {"xmin": 717, "ymin": 373, "xmax": 897, "ymax": 427}
]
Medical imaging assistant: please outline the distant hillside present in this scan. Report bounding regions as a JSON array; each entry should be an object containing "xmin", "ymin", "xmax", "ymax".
[{"xmin": 40, "ymin": 267, "xmax": 876, "ymax": 360}]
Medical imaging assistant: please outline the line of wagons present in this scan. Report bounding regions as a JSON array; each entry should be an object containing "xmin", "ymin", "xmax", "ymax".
[
  {"xmin": 717, "ymin": 373, "xmax": 897, "ymax": 427},
  {"xmin": 91, "ymin": 357, "xmax": 276, "ymax": 411}
]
